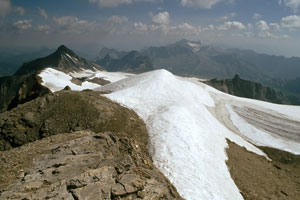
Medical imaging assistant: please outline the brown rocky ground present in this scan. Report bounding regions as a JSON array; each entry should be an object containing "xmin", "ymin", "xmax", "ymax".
[
  {"xmin": 226, "ymin": 140, "xmax": 300, "ymax": 200},
  {"xmin": 0, "ymin": 131, "xmax": 181, "ymax": 200},
  {"xmin": 0, "ymin": 90, "xmax": 182, "ymax": 199},
  {"xmin": 0, "ymin": 90, "xmax": 148, "ymax": 151}
]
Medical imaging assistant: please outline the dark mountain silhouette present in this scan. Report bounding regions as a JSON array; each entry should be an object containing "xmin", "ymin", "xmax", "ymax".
[
  {"xmin": 15, "ymin": 45, "xmax": 102, "ymax": 76},
  {"xmin": 96, "ymin": 50, "xmax": 154, "ymax": 73},
  {"xmin": 0, "ymin": 45, "xmax": 102, "ymax": 112},
  {"xmin": 205, "ymin": 75, "xmax": 300, "ymax": 105}
]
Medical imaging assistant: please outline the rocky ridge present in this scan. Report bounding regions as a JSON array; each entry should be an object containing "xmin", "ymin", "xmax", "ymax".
[{"xmin": 0, "ymin": 90, "xmax": 182, "ymax": 199}]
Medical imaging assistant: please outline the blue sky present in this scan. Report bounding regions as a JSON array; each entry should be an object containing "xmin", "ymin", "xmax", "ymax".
[{"xmin": 1, "ymin": 0, "xmax": 300, "ymax": 57}]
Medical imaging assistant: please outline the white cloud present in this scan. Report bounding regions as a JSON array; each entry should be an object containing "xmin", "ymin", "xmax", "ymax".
[
  {"xmin": 134, "ymin": 22, "xmax": 148, "ymax": 31},
  {"xmin": 256, "ymin": 20, "xmax": 269, "ymax": 31},
  {"xmin": 217, "ymin": 21, "xmax": 246, "ymax": 30},
  {"xmin": 107, "ymin": 15, "xmax": 128, "ymax": 24},
  {"xmin": 269, "ymin": 23, "xmax": 280, "ymax": 31},
  {"xmin": 279, "ymin": 0, "xmax": 300, "ymax": 12},
  {"xmin": 54, "ymin": 16, "xmax": 97, "ymax": 34},
  {"xmin": 180, "ymin": 0, "xmax": 234, "ymax": 9},
  {"xmin": 89, "ymin": 0, "xmax": 157, "ymax": 8},
  {"xmin": 14, "ymin": 6, "xmax": 25, "ymax": 16},
  {"xmin": 253, "ymin": 13, "xmax": 262, "ymax": 20},
  {"xmin": 36, "ymin": 24, "xmax": 50, "ymax": 31},
  {"xmin": 39, "ymin": 8, "xmax": 48, "ymax": 19},
  {"xmin": 13, "ymin": 19, "xmax": 32, "ymax": 30},
  {"xmin": 0, "ymin": 0, "xmax": 11, "ymax": 17},
  {"xmin": 152, "ymin": 11, "xmax": 170, "ymax": 25},
  {"xmin": 255, "ymin": 21, "xmax": 283, "ymax": 39},
  {"xmin": 217, "ymin": 12, "xmax": 236, "ymax": 22},
  {"xmin": 280, "ymin": 15, "xmax": 300, "ymax": 29},
  {"xmin": 176, "ymin": 23, "xmax": 201, "ymax": 35}
]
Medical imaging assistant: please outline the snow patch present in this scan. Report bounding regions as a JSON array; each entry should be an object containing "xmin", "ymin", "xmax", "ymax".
[
  {"xmin": 39, "ymin": 68, "xmax": 100, "ymax": 92},
  {"xmin": 226, "ymin": 104, "xmax": 300, "ymax": 154},
  {"xmin": 64, "ymin": 53, "xmax": 79, "ymax": 64},
  {"xmin": 70, "ymin": 69, "xmax": 133, "ymax": 83},
  {"xmin": 187, "ymin": 42, "xmax": 201, "ymax": 47}
]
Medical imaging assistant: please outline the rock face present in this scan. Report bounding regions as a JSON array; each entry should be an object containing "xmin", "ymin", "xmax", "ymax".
[
  {"xmin": 205, "ymin": 74, "xmax": 300, "ymax": 105},
  {"xmin": 0, "ymin": 45, "xmax": 103, "ymax": 113},
  {"xmin": 0, "ymin": 74, "xmax": 51, "ymax": 113},
  {"xmin": 15, "ymin": 45, "xmax": 102, "ymax": 76},
  {"xmin": 0, "ymin": 131, "xmax": 182, "ymax": 200},
  {"xmin": 0, "ymin": 90, "xmax": 182, "ymax": 199}
]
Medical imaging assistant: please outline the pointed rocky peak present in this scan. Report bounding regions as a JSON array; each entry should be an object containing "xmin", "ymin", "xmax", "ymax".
[
  {"xmin": 233, "ymin": 74, "xmax": 241, "ymax": 81},
  {"xmin": 55, "ymin": 45, "xmax": 77, "ymax": 58},
  {"xmin": 14, "ymin": 45, "xmax": 102, "ymax": 76}
]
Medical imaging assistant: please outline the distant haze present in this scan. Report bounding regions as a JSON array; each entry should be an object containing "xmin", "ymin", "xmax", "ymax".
[{"xmin": 1, "ymin": 0, "xmax": 300, "ymax": 57}]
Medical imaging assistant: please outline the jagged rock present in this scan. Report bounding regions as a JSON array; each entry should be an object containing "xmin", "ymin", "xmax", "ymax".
[
  {"xmin": 204, "ymin": 75, "xmax": 299, "ymax": 105},
  {"xmin": 0, "ymin": 132, "xmax": 182, "ymax": 200}
]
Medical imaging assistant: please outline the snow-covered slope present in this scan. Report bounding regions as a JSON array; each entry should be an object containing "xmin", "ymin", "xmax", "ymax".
[
  {"xmin": 96, "ymin": 69, "xmax": 300, "ymax": 200},
  {"xmin": 39, "ymin": 68, "xmax": 133, "ymax": 92},
  {"xmin": 38, "ymin": 68, "xmax": 300, "ymax": 200}
]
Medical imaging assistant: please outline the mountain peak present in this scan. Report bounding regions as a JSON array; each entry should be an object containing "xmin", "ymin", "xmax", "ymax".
[
  {"xmin": 14, "ymin": 45, "xmax": 102, "ymax": 75},
  {"xmin": 55, "ymin": 45, "xmax": 77, "ymax": 57}
]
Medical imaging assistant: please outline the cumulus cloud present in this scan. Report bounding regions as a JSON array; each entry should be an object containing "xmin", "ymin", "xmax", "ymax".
[
  {"xmin": 279, "ymin": 0, "xmax": 300, "ymax": 12},
  {"xmin": 180, "ymin": 0, "xmax": 234, "ymax": 9},
  {"xmin": 256, "ymin": 20, "xmax": 269, "ymax": 31},
  {"xmin": 280, "ymin": 15, "xmax": 300, "ymax": 29},
  {"xmin": 152, "ymin": 11, "xmax": 170, "ymax": 25},
  {"xmin": 269, "ymin": 23, "xmax": 281, "ymax": 31},
  {"xmin": 0, "ymin": 0, "xmax": 11, "ymax": 17},
  {"xmin": 253, "ymin": 13, "xmax": 262, "ymax": 20},
  {"xmin": 39, "ymin": 8, "xmax": 48, "ymax": 19},
  {"xmin": 13, "ymin": 19, "xmax": 32, "ymax": 30},
  {"xmin": 177, "ymin": 23, "xmax": 201, "ymax": 35},
  {"xmin": 36, "ymin": 24, "xmax": 50, "ymax": 31},
  {"xmin": 54, "ymin": 16, "xmax": 97, "ymax": 34},
  {"xmin": 255, "ymin": 20, "xmax": 283, "ymax": 38},
  {"xmin": 217, "ymin": 12, "xmax": 236, "ymax": 22},
  {"xmin": 89, "ymin": 0, "xmax": 157, "ymax": 8},
  {"xmin": 217, "ymin": 21, "xmax": 246, "ymax": 30},
  {"xmin": 134, "ymin": 22, "xmax": 148, "ymax": 31},
  {"xmin": 107, "ymin": 15, "xmax": 128, "ymax": 24}
]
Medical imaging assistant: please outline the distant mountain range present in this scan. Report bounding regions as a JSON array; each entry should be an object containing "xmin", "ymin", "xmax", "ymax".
[
  {"xmin": 96, "ymin": 39, "xmax": 300, "ymax": 94},
  {"xmin": 1, "ymin": 42, "xmax": 300, "ymax": 113},
  {"xmin": 205, "ymin": 75, "xmax": 300, "ymax": 105},
  {"xmin": 96, "ymin": 50, "xmax": 154, "ymax": 73}
]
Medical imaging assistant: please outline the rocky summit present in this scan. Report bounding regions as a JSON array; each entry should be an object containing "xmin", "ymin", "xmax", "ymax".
[{"xmin": 0, "ymin": 90, "xmax": 182, "ymax": 200}]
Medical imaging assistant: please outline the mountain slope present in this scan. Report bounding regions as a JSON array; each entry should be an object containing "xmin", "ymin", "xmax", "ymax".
[
  {"xmin": 140, "ymin": 40, "xmax": 300, "ymax": 90},
  {"xmin": 1, "ymin": 68, "xmax": 300, "ymax": 199},
  {"xmin": 94, "ymin": 69, "xmax": 300, "ymax": 200},
  {"xmin": 15, "ymin": 45, "xmax": 102, "ymax": 76},
  {"xmin": 96, "ymin": 47, "xmax": 128, "ymax": 60},
  {"xmin": 205, "ymin": 74, "xmax": 300, "ymax": 105},
  {"xmin": 96, "ymin": 50, "xmax": 154, "ymax": 73},
  {"xmin": 0, "ymin": 45, "xmax": 104, "ymax": 113},
  {"xmin": 0, "ymin": 48, "xmax": 53, "ymax": 76},
  {"xmin": 0, "ymin": 74, "xmax": 50, "ymax": 113},
  {"xmin": 0, "ymin": 90, "xmax": 182, "ymax": 199}
]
